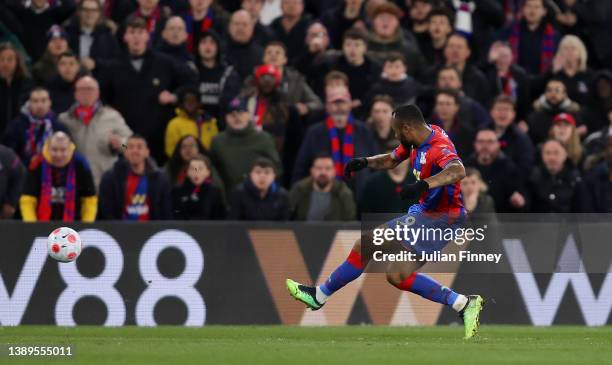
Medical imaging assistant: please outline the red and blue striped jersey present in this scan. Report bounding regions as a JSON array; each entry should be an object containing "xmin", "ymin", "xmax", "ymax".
[{"xmin": 392, "ymin": 125, "xmax": 465, "ymax": 217}]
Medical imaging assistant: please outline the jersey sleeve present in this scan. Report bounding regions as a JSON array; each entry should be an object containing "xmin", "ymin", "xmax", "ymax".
[
  {"xmin": 431, "ymin": 144, "xmax": 461, "ymax": 168},
  {"xmin": 391, "ymin": 144, "xmax": 410, "ymax": 162}
]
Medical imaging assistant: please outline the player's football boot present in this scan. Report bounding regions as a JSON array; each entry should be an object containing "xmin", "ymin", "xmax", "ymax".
[
  {"xmin": 285, "ymin": 279, "xmax": 324, "ymax": 310},
  {"xmin": 460, "ymin": 295, "xmax": 484, "ymax": 339}
]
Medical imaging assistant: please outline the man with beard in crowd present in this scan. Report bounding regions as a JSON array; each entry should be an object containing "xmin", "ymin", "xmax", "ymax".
[{"xmin": 289, "ymin": 153, "xmax": 355, "ymax": 221}]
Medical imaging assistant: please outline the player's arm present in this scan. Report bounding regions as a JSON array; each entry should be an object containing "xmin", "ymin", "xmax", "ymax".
[
  {"xmin": 423, "ymin": 160, "xmax": 466, "ymax": 189},
  {"xmin": 367, "ymin": 153, "xmax": 402, "ymax": 170},
  {"xmin": 343, "ymin": 153, "xmax": 401, "ymax": 178},
  {"xmin": 344, "ymin": 145, "xmax": 409, "ymax": 177},
  {"xmin": 401, "ymin": 160, "xmax": 465, "ymax": 203}
]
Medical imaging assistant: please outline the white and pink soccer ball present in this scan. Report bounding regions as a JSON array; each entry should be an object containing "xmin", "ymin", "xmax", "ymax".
[{"xmin": 47, "ymin": 227, "xmax": 82, "ymax": 263}]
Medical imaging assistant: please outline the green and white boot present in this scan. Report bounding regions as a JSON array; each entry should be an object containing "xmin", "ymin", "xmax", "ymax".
[
  {"xmin": 460, "ymin": 295, "xmax": 485, "ymax": 339},
  {"xmin": 285, "ymin": 279, "xmax": 324, "ymax": 311}
]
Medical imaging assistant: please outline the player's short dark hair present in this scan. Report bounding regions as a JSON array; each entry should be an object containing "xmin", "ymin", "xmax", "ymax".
[
  {"xmin": 392, "ymin": 104, "xmax": 426, "ymax": 125},
  {"xmin": 324, "ymin": 70, "xmax": 349, "ymax": 87},
  {"xmin": 427, "ymin": 7, "xmax": 455, "ymax": 25},
  {"xmin": 264, "ymin": 40, "xmax": 287, "ymax": 55},
  {"xmin": 342, "ymin": 27, "xmax": 367, "ymax": 43},
  {"xmin": 385, "ymin": 52, "xmax": 406, "ymax": 66},
  {"xmin": 435, "ymin": 88, "xmax": 460, "ymax": 104},
  {"xmin": 125, "ymin": 15, "xmax": 147, "ymax": 30},
  {"xmin": 176, "ymin": 85, "xmax": 201, "ymax": 105},
  {"xmin": 251, "ymin": 157, "xmax": 276, "ymax": 172},
  {"xmin": 492, "ymin": 94, "xmax": 516, "ymax": 109},
  {"xmin": 57, "ymin": 50, "xmax": 78, "ymax": 62}
]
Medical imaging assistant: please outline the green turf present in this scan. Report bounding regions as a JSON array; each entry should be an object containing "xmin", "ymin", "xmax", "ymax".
[{"xmin": 1, "ymin": 326, "xmax": 611, "ymax": 365}]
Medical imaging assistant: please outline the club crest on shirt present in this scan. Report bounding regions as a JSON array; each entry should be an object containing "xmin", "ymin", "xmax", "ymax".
[{"xmin": 396, "ymin": 215, "xmax": 416, "ymax": 227}]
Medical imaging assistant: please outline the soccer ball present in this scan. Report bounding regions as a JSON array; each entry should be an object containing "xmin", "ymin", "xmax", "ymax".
[{"xmin": 47, "ymin": 227, "xmax": 82, "ymax": 263}]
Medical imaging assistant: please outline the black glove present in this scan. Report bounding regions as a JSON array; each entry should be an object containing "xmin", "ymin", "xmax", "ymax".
[
  {"xmin": 343, "ymin": 158, "xmax": 368, "ymax": 178},
  {"xmin": 400, "ymin": 180, "xmax": 429, "ymax": 204}
]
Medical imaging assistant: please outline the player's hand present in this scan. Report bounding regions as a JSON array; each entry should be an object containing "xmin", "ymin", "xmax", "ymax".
[
  {"xmin": 400, "ymin": 180, "xmax": 429, "ymax": 204},
  {"xmin": 343, "ymin": 158, "xmax": 368, "ymax": 178}
]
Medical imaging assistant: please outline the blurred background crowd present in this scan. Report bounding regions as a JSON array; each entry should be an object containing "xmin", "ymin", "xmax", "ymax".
[{"xmin": 1, "ymin": 0, "xmax": 612, "ymax": 222}]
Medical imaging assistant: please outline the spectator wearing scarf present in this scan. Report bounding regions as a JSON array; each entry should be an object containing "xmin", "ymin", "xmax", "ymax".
[
  {"xmin": 182, "ymin": 1, "xmax": 229, "ymax": 54},
  {"xmin": 59, "ymin": 76, "xmax": 133, "ymax": 188},
  {"xmin": 20, "ymin": 132, "xmax": 97, "ymax": 222},
  {"xmin": 117, "ymin": 0, "xmax": 169, "ymax": 46},
  {"xmin": 505, "ymin": 0, "xmax": 559, "ymax": 74},
  {"xmin": 292, "ymin": 85, "xmax": 378, "ymax": 198},
  {"xmin": 2, "ymin": 88, "xmax": 68, "ymax": 166},
  {"xmin": 485, "ymin": 41, "xmax": 531, "ymax": 119}
]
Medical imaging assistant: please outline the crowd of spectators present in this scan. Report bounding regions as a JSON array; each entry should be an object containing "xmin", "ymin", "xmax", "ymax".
[{"xmin": 1, "ymin": 0, "xmax": 612, "ymax": 223}]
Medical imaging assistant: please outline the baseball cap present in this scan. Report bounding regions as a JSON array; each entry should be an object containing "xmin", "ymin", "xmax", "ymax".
[
  {"xmin": 47, "ymin": 25, "xmax": 68, "ymax": 42},
  {"xmin": 553, "ymin": 113, "xmax": 576, "ymax": 126},
  {"xmin": 227, "ymin": 97, "xmax": 248, "ymax": 113}
]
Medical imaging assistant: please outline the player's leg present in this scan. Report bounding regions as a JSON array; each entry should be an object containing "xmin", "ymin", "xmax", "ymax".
[
  {"xmin": 386, "ymin": 210, "xmax": 485, "ymax": 338},
  {"xmin": 385, "ymin": 261, "xmax": 468, "ymax": 312},
  {"xmin": 286, "ymin": 237, "xmax": 366, "ymax": 310},
  {"xmin": 387, "ymin": 264, "xmax": 483, "ymax": 339}
]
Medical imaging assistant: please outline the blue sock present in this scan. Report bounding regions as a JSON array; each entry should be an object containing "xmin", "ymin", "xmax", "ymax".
[
  {"xmin": 396, "ymin": 272, "xmax": 459, "ymax": 308},
  {"xmin": 319, "ymin": 249, "xmax": 364, "ymax": 296}
]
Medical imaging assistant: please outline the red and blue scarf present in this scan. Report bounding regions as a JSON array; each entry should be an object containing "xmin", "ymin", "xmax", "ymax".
[
  {"xmin": 183, "ymin": 8, "xmax": 214, "ymax": 53},
  {"xmin": 37, "ymin": 157, "xmax": 76, "ymax": 221},
  {"xmin": 25, "ymin": 111, "xmax": 54, "ymax": 160},
  {"xmin": 326, "ymin": 115, "xmax": 354, "ymax": 180},
  {"xmin": 509, "ymin": 20, "xmax": 555, "ymax": 73}
]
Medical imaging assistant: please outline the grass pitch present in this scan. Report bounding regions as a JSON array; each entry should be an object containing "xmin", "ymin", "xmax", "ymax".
[{"xmin": 1, "ymin": 326, "xmax": 611, "ymax": 365}]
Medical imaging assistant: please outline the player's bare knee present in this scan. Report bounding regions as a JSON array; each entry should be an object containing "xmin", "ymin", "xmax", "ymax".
[
  {"xmin": 386, "ymin": 272, "xmax": 402, "ymax": 287},
  {"xmin": 352, "ymin": 238, "xmax": 362, "ymax": 255}
]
